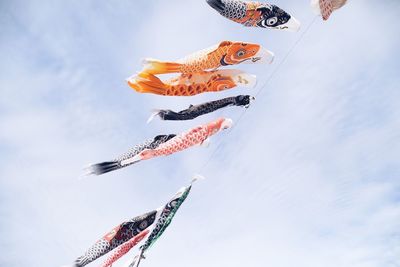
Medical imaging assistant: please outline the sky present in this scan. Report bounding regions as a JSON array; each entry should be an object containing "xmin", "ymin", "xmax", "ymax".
[{"xmin": 0, "ymin": 0, "xmax": 399, "ymax": 267}]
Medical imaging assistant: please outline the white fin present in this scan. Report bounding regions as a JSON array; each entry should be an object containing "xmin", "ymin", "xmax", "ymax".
[
  {"xmin": 120, "ymin": 155, "xmax": 141, "ymax": 166},
  {"xmin": 200, "ymin": 138, "xmax": 211, "ymax": 147},
  {"xmin": 147, "ymin": 109, "xmax": 161, "ymax": 123}
]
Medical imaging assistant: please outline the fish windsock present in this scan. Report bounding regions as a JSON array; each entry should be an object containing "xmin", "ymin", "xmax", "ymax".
[
  {"xmin": 140, "ymin": 40, "xmax": 273, "ymax": 75},
  {"xmin": 125, "ymin": 118, "xmax": 233, "ymax": 165},
  {"xmin": 126, "ymin": 177, "xmax": 201, "ymax": 267},
  {"xmin": 206, "ymin": 0, "xmax": 300, "ymax": 31},
  {"xmin": 99, "ymin": 229, "xmax": 149, "ymax": 267},
  {"xmin": 69, "ymin": 211, "xmax": 159, "ymax": 267},
  {"xmin": 311, "ymin": 0, "xmax": 348, "ymax": 20},
  {"xmin": 127, "ymin": 70, "xmax": 256, "ymax": 96},
  {"xmin": 85, "ymin": 134, "xmax": 176, "ymax": 176},
  {"xmin": 148, "ymin": 95, "xmax": 255, "ymax": 122}
]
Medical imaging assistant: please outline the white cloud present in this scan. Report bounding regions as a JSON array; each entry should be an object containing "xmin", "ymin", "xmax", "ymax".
[{"xmin": 0, "ymin": 0, "xmax": 399, "ymax": 267}]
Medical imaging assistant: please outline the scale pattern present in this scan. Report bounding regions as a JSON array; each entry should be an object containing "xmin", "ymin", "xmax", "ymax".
[
  {"xmin": 99, "ymin": 230, "xmax": 149, "ymax": 267},
  {"xmin": 115, "ymin": 135, "xmax": 175, "ymax": 166},
  {"xmin": 319, "ymin": 0, "xmax": 347, "ymax": 20},
  {"xmin": 164, "ymin": 72, "xmax": 237, "ymax": 96},
  {"xmin": 137, "ymin": 118, "xmax": 228, "ymax": 160},
  {"xmin": 155, "ymin": 95, "xmax": 252, "ymax": 121},
  {"xmin": 127, "ymin": 185, "xmax": 193, "ymax": 267}
]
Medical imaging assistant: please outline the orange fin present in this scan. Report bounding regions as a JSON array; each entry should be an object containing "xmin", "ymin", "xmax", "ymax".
[
  {"xmin": 141, "ymin": 58, "xmax": 183, "ymax": 74},
  {"xmin": 127, "ymin": 72, "xmax": 167, "ymax": 95}
]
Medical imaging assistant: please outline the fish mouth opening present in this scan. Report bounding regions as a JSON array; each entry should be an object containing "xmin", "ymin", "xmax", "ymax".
[
  {"xmin": 279, "ymin": 16, "xmax": 301, "ymax": 32},
  {"xmin": 221, "ymin": 118, "xmax": 233, "ymax": 129},
  {"xmin": 252, "ymin": 48, "xmax": 275, "ymax": 64}
]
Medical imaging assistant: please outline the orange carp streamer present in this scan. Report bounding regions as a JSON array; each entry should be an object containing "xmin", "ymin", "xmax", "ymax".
[
  {"xmin": 141, "ymin": 40, "xmax": 273, "ymax": 75},
  {"xmin": 127, "ymin": 69, "xmax": 256, "ymax": 96}
]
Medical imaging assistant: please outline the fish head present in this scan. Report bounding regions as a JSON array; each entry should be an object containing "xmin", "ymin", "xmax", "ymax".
[
  {"xmin": 223, "ymin": 42, "xmax": 272, "ymax": 64},
  {"xmin": 256, "ymin": 5, "xmax": 300, "ymax": 32},
  {"xmin": 165, "ymin": 186, "xmax": 189, "ymax": 210},
  {"xmin": 234, "ymin": 95, "xmax": 252, "ymax": 106},
  {"xmin": 208, "ymin": 72, "xmax": 238, "ymax": 91},
  {"xmin": 207, "ymin": 117, "xmax": 233, "ymax": 136},
  {"xmin": 134, "ymin": 210, "xmax": 158, "ymax": 232},
  {"xmin": 221, "ymin": 118, "xmax": 233, "ymax": 130}
]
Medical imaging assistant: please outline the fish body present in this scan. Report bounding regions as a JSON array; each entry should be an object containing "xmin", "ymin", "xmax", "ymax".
[
  {"xmin": 124, "ymin": 118, "xmax": 233, "ymax": 164},
  {"xmin": 311, "ymin": 0, "xmax": 347, "ymax": 20},
  {"xmin": 149, "ymin": 95, "xmax": 254, "ymax": 122},
  {"xmin": 99, "ymin": 229, "xmax": 149, "ymax": 267},
  {"xmin": 72, "ymin": 211, "xmax": 158, "ymax": 267},
  {"xmin": 206, "ymin": 0, "xmax": 300, "ymax": 31},
  {"xmin": 127, "ymin": 70, "xmax": 256, "ymax": 96},
  {"xmin": 141, "ymin": 41, "xmax": 273, "ymax": 75}
]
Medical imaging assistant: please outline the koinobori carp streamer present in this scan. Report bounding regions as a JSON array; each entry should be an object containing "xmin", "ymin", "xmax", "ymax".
[
  {"xmin": 206, "ymin": 0, "xmax": 300, "ymax": 31},
  {"xmin": 127, "ymin": 70, "xmax": 256, "ymax": 96},
  {"xmin": 139, "ymin": 40, "xmax": 273, "ymax": 75},
  {"xmin": 147, "ymin": 95, "xmax": 255, "ymax": 122},
  {"xmin": 125, "ymin": 118, "xmax": 233, "ymax": 165},
  {"xmin": 85, "ymin": 134, "xmax": 176, "ymax": 176},
  {"xmin": 126, "ymin": 177, "xmax": 201, "ymax": 267},
  {"xmin": 69, "ymin": 211, "xmax": 158, "ymax": 267}
]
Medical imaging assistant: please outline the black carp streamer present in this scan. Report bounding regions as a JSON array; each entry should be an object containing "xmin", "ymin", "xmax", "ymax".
[
  {"xmin": 206, "ymin": 0, "xmax": 300, "ymax": 31},
  {"xmin": 148, "ymin": 95, "xmax": 255, "ymax": 122}
]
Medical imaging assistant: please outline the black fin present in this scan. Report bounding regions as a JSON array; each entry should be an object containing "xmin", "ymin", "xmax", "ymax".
[
  {"xmin": 206, "ymin": 0, "xmax": 226, "ymax": 13},
  {"xmin": 87, "ymin": 161, "xmax": 121, "ymax": 175}
]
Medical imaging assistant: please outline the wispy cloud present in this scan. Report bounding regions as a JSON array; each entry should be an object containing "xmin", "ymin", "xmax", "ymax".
[{"xmin": 0, "ymin": 1, "xmax": 399, "ymax": 267}]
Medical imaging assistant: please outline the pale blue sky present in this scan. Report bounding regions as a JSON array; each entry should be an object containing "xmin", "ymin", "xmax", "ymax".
[{"xmin": 1, "ymin": 1, "xmax": 399, "ymax": 267}]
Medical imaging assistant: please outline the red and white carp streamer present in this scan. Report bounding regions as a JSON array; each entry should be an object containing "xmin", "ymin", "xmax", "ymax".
[
  {"xmin": 124, "ymin": 118, "xmax": 233, "ymax": 165},
  {"xmin": 311, "ymin": 0, "xmax": 348, "ymax": 20},
  {"xmin": 99, "ymin": 229, "xmax": 149, "ymax": 267}
]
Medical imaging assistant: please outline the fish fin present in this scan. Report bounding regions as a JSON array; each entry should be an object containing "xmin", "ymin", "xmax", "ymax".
[
  {"xmin": 120, "ymin": 154, "xmax": 142, "ymax": 166},
  {"xmin": 206, "ymin": 41, "xmax": 232, "ymax": 57},
  {"xmin": 200, "ymin": 138, "xmax": 211, "ymax": 147},
  {"xmin": 206, "ymin": 0, "xmax": 226, "ymax": 13},
  {"xmin": 127, "ymin": 72, "xmax": 167, "ymax": 95},
  {"xmin": 141, "ymin": 58, "xmax": 183, "ymax": 74},
  {"xmin": 84, "ymin": 161, "xmax": 121, "ymax": 176},
  {"xmin": 147, "ymin": 109, "xmax": 162, "ymax": 123}
]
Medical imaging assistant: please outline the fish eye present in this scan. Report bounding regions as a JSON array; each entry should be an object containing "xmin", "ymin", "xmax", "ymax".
[
  {"xmin": 170, "ymin": 200, "xmax": 177, "ymax": 207},
  {"xmin": 139, "ymin": 220, "xmax": 148, "ymax": 229},
  {"xmin": 236, "ymin": 49, "xmax": 246, "ymax": 57},
  {"xmin": 266, "ymin": 17, "xmax": 278, "ymax": 26}
]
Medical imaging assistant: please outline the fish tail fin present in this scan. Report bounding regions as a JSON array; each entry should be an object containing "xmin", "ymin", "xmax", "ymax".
[
  {"xmin": 127, "ymin": 72, "xmax": 168, "ymax": 95},
  {"xmin": 142, "ymin": 58, "xmax": 182, "ymax": 74},
  {"xmin": 147, "ymin": 109, "xmax": 163, "ymax": 123},
  {"xmin": 84, "ymin": 161, "xmax": 121, "ymax": 176}
]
